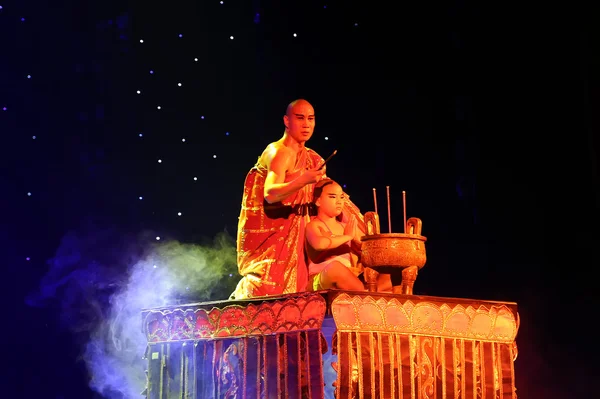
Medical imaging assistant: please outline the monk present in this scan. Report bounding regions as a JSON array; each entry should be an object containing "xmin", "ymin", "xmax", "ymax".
[{"xmin": 230, "ymin": 99, "xmax": 365, "ymax": 299}]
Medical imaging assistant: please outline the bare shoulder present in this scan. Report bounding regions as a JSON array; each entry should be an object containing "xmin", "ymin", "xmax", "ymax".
[
  {"xmin": 306, "ymin": 218, "xmax": 326, "ymax": 234},
  {"xmin": 306, "ymin": 218, "xmax": 320, "ymax": 228},
  {"xmin": 262, "ymin": 142, "xmax": 293, "ymax": 168}
]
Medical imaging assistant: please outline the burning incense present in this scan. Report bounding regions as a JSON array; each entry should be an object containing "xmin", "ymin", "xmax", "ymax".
[
  {"xmin": 318, "ymin": 149, "xmax": 337, "ymax": 170},
  {"xmin": 372, "ymin": 188, "xmax": 378, "ymax": 214},
  {"xmin": 402, "ymin": 190, "xmax": 407, "ymax": 233},
  {"xmin": 386, "ymin": 185, "xmax": 392, "ymax": 233}
]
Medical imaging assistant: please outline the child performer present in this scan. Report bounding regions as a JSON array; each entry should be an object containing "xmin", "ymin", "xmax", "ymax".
[{"xmin": 304, "ymin": 179, "xmax": 366, "ymax": 291}]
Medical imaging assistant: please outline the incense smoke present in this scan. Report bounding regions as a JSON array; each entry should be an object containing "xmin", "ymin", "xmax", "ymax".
[{"xmin": 26, "ymin": 222, "xmax": 238, "ymax": 399}]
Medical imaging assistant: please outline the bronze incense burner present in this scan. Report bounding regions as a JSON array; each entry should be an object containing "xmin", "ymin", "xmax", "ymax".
[{"xmin": 360, "ymin": 211, "xmax": 427, "ymax": 294}]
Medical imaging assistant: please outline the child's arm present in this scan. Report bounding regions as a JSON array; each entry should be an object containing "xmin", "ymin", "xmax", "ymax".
[{"xmin": 306, "ymin": 221, "xmax": 353, "ymax": 251}]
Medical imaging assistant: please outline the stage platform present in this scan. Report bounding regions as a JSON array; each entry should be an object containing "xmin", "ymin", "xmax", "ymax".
[{"xmin": 141, "ymin": 290, "xmax": 519, "ymax": 399}]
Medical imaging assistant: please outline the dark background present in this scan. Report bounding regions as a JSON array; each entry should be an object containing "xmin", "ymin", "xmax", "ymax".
[{"xmin": 2, "ymin": 0, "xmax": 598, "ymax": 397}]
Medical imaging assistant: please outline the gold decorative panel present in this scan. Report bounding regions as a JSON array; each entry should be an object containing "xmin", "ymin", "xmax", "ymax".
[{"xmin": 331, "ymin": 293, "xmax": 518, "ymax": 343}]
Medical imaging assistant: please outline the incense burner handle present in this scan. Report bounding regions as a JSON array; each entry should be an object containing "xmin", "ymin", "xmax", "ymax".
[
  {"xmin": 406, "ymin": 217, "xmax": 423, "ymax": 235},
  {"xmin": 364, "ymin": 211, "xmax": 380, "ymax": 236}
]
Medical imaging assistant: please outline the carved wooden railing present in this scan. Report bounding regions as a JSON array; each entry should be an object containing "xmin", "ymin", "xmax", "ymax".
[{"xmin": 141, "ymin": 291, "xmax": 519, "ymax": 399}]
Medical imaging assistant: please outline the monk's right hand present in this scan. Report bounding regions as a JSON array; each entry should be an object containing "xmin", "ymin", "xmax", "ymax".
[{"xmin": 301, "ymin": 167, "xmax": 325, "ymax": 185}]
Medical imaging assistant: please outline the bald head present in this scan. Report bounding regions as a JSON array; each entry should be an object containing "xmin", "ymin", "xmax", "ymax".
[{"xmin": 286, "ymin": 99, "xmax": 314, "ymax": 116}]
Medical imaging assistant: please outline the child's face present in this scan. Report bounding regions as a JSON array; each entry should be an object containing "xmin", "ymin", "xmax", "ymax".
[{"xmin": 316, "ymin": 183, "xmax": 345, "ymax": 217}]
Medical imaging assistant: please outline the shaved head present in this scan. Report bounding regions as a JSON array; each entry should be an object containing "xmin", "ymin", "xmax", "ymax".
[{"xmin": 286, "ymin": 99, "xmax": 314, "ymax": 116}]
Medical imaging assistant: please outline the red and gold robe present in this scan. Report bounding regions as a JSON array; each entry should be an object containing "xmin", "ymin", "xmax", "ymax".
[{"xmin": 231, "ymin": 147, "xmax": 364, "ymax": 299}]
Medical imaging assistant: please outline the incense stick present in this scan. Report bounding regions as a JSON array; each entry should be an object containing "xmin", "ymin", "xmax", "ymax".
[
  {"xmin": 318, "ymin": 149, "xmax": 337, "ymax": 170},
  {"xmin": 402, "ymin": 190, "xmax": 407, "ymax": 233},
  {"xmin": 372, "ymin": 188, "xmax": 378, "ymax": 214},
  {"xmin": 386, "ymin": 186, "xmax": 392, "ymax": 233}
]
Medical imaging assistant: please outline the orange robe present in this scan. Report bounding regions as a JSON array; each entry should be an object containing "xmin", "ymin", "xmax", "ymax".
[{"xmin": 231, "ymin": 147, "xmax": 364, "ymax": 299}]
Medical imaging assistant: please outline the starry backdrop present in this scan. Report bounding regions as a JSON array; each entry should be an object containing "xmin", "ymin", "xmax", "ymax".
[{"xmin": 2, "ymin": 0, "xmax": 599, "ymax": 398}]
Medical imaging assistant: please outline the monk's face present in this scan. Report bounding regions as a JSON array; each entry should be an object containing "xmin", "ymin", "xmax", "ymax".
[
  {"xmin": 316, "ymin": 182, "xmax": 345, "ymax": 217},
  {"xmin": 283, "ymin": 100, "xmax": 315, "ymax": 143}
]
